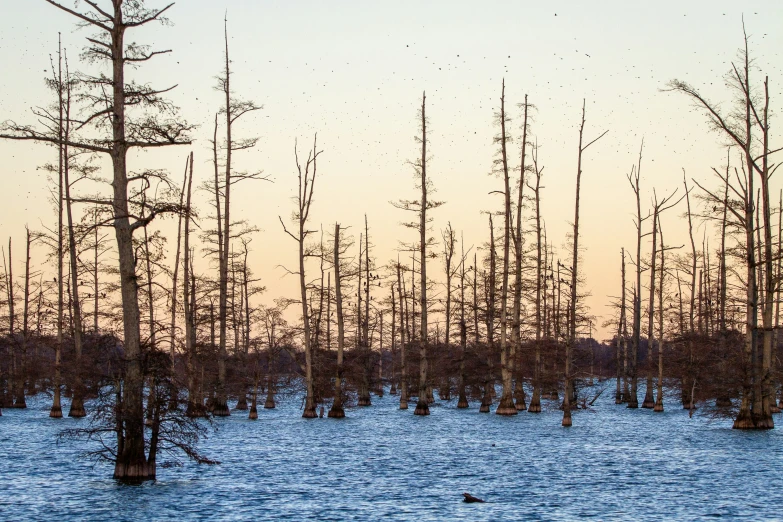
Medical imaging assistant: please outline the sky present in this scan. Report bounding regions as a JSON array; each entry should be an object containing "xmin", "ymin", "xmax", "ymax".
[{"xmin": 0, "ymin": 0, "xmax": 782, "ymax": 341}]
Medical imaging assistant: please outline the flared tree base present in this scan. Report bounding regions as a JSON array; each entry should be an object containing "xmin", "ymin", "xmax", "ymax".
[
  {"xmin": 515, "ymin": 396, "xmax": 527, "ymax": 411},
  {"xmin": 114, "ymin": 457, "xmax": 155, "ymax": 483},
  {"xmin": 68, "ymin": 398, "xmax": 86, "ymax": 418},
  {"xmin": 248, "ymin": 405, "xmax": 258, "ymax": 420},
  {"xmin": 528, "ymin": 393, "xmax": 541, "ymax": 413},
  {"xmin": 626, "ymin": 396, "xmax": 639, "ymax": 408},
  {"xmin": 562, "ymin": 408, "xmax": 572, "ymax": 427},
  {"xmin": 212, "ymin": 400, "xmax": 231, "ymax": 417},
  {"xmin": 733, "ymin": 409, "xmax": 755, "ymax": 429},
  {"xmin": 752, "ymin": 413, "xmax": 775, "ymax": 429},
  {"xmin": 302, "ymin": 406, "xmax": 317, "ymax": 418},
  {"xmin": 264, "ymin": 398, "xmax": 275, "ymax": 409},
  {"xmin": 496, "ymin": 397, "xmax": 518, "ymax": 416},
  {"xmin": 653, "ymin": 398, "xmax": 664, "ymax": 412},
  {"xmin": 641, "ymin": 390, "xmax": 655, "ymax": 408},
  {"xmin": 49, "ymin": 405, "xmax": 63, "ymax": 418},
  {"xmin": 14, "ymin": 396, "xmax": 27, "ymax": 409},
  {"xmin": 457, "ymin": 392, "xmax": 469, "ymax": 409},
  {"xmin": 328, "ymin": 403, "xmax": 345, "ymax": 418},
  {"xmin": 357, "ymin": 395, "xmax": 372, "ymax": 406},
  {"xmin": 389, "ymin": 385, "xmax": 397, "ymax": 395},
  {"xmin": 413, "ymin": 400, "xmax": 430, "ymax": 415},
  {"xmin": 716, "ymin": 397, "xmax": 732, "ymax": 408},
  {"xmin": 399, "ymin": 397, "xmax": 409, "ymax": 410},
  {"xmin": 235, "ymin": 396, "xmax": 248, "ymax": 411}
]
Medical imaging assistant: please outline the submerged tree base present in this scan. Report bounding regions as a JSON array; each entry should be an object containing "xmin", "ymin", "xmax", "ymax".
[
  {"xmin": 302, "ymin": 406, "xmax": 317, "ymax": 419},
  {"xmin": 733, "ymin": 414, "xmax": 754, "ymax": 429},
  {"xmin": 495, "ymin": 397, "xmax": 518, "ymax": 416},
  {"xmin": 413, "ymin": 400, "xmax": 430, "ymax": 415},
  {"xmin": 236, "ymin": 395, "xmax": 248, "ymax": 411},
  {"xmin": 328, "ymin": 403, "xmax": 345, "ymax": 418},
  {"xmin": 752, "ymin": 413, "xmax": 774, "ymax": 429},
  {"xmin": 357, "ymin": 395, "xmax": 372, "ymax": 407},
  {"xmin": 562, "ymin": 408, "xmax": 572, "ymax": 427},
  {"xmin": 212, "ymin": 400, "xmax": 230, "ymax": 417},
  {"xmin": 114, "ymin": 458, "xmax": 155, "ymax": 483},
  {"xmin": 641, "ymin": 391, "xmax": 655, "ymax": 409},
  {"xmin": 457, "ymin": 392, "xmax": 469, "ymax": 409},
  {"xmin": 68, "ymin": 398, "xmax": 85, "ymax": 418},
  {"xmin": 49, "ymin": 405, "xmax": 63, "ymax": 418},
  {"xmin": 528, "ymin": 392, "xmax": 541, "ymax": 413},
  {"xmin": 653, "ymin": 399, "xmax": 664, "ymax": 412}
]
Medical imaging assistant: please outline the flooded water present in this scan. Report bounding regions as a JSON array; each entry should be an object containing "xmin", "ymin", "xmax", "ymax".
[{"xmin": 1, "ymin": 383, "xmax": 782, "ymax": 521}]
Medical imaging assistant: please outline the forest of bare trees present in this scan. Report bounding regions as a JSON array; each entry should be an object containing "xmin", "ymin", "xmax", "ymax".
[{"xmin": 0, "ymin": 1, "xmax": 781, "ymax": 484}]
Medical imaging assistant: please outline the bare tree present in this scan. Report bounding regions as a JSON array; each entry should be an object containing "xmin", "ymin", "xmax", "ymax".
[
  {"xmin": 392, "ymin": 92, "xmax": 442, "ymax": 416},
  {"xmin": 493, "ymin": 80, "xmax": 516, "ymax": 416},
  {"xmin": 328, "ymin": 223, "xmax": 347, "ymax": 418},
  {"xmin": 279, "ymin": 136, "xmax": 321, "ymax": 418},
  {"xmin": 1, "ymin": 0, "xmax": 195, "ymax": 481},
  {"xmin": 667, "ymin": 21, "xmax": 778, "ymax": 428},
  {"xmin": 563, "ymin": 100, "xmax": 607, "ymax": 427}
]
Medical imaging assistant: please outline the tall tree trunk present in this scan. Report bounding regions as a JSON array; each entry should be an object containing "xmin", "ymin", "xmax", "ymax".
[
  {"xmin": 397, "ymin": 259, "xmax": 408, "ymax": 409},
  {"xmin": 529, "ymin": 148, "xmax": 543, "ymax": 413},
  {"xmin": 328, "ymin": 223, "xmax": 345, "ymax": 418},
  {"xmin": 642, "ymin": 206, "xmax": 660, "ymax": 409},
  {"xmin": 62, "ymin": 80, "xmax": 84, "ymax": 417},
  {"xmin": 414, "ymin": 92, "xmax": 430, "ymax": 416},
  {"xmin": 512, "ymin": 95, "xmax": 529, "ymax": 412},
  {"xmin": 654, "ymin": 216, "xmax": 666, "ymax": 412},
  {"xmin": 496, "ymin": 80, "xmax": 516, "ymax": 416},
  {"xmin": 51, "ymin": 35, "xmax": 65, "ymax": 419},
  {"xmin": 616, "ymin": 249, "xmax": 627, "ymax": 404}
]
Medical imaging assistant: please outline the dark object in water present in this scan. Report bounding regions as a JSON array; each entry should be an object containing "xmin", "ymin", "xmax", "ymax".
[{"xmin": 462, "ymin": 493, "xmax": 485, "ymax": 503}]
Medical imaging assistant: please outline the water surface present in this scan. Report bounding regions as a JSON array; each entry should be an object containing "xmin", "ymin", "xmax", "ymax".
[{"xmin": 1, "ymin": 384, "xmax": 781, "ymax": 521}]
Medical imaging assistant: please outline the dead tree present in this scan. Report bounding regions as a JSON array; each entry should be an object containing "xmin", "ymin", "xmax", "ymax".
[
  {"xmin": 328, "ymin": 223, "xmax": 346, "ymax": 418},
  {"xmin": 668, "ymin": 22, "xmax": 778, "ymax": 428},
  {"xmin": 279, "ymin": 136, "xmax": 321, "ymax": 418},
  {"xmin": 395, "ymin": 257, "xmax": 409, "ymax": 409},
  {"xmin": 625, "ymin": 141, "xmax": 648, "ymax": 409},
  {"xmin": 208, "ymin": 17, "xmax": 264, "ymax": 416},
  {"xmin": 642, "ymin": 190, "xmax": 681, "ymax": 409},
  {"xmin": 512, "ymin": 94, "xmax": 531, "ymax": 412},
  {"xmin": 392, "ymin": 92, "xmax": 442, "ymax": 415},
  {"xmin": 493, "ymin": 79, "xmax": 517, "ymax": 416},
  {"xmin": 0, "ymin": 0, "xmax": 195, "ymax": 481},
  {"xmin": 441, "ymin": 223, "xmax": 457, "ymax": 401},
  {"xmin": 528, "ymin": 141, "xmax": 545, "ymax": 413},
  {"xmin": 563, "ymin": 100, "xmax": 607, "ymax": 427}
]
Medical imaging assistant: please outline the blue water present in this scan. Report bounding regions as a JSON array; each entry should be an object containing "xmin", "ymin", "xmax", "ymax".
[{"xmin": 1, "ymin": 383, "xmax": 782, "ymax": 521}]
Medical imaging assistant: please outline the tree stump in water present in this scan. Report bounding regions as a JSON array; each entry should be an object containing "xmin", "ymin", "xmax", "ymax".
[{"xmin": 462, "ymin": 493, "xmax": 485, "ymax": 503}]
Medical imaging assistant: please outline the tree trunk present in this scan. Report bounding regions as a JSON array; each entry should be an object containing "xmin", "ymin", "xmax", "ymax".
[{"xmin": 328, "ymin": 223, "xmax": 345, "ymax": 418}]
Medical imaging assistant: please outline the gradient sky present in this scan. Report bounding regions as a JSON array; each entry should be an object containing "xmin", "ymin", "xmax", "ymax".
[{"xmin": 1, "ymin": 1, "xmax": 781, "ymax": 340}]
